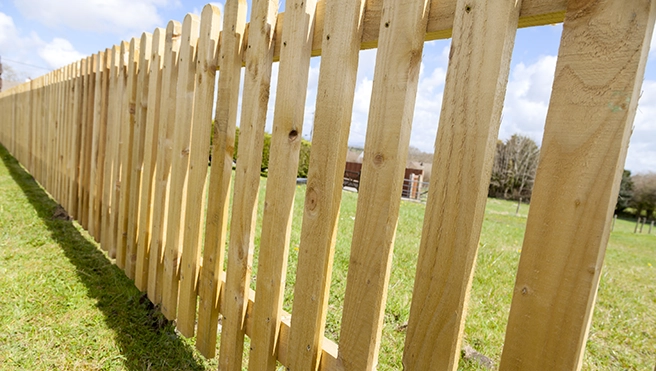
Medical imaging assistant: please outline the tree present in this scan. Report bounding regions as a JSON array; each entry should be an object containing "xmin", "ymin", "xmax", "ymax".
[
  {"xmin": 615, "ymin": 169, "xmax": 633, "ymax": 214},
  {"xmin": 630, "ymin": 172, "xmax": 656, "ymax": 220},
  {"xmin": 488, "ymin": 134, "xmax": 540, "ymax": 200}
]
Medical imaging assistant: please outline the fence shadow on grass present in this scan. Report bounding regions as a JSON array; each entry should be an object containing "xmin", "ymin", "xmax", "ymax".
[{"xmin": 0, "ymin": 144, "xmax": 209, "ymax": 371}]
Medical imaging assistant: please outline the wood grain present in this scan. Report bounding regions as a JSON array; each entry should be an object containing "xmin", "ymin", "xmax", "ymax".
[
  {"xmin": 500, "ymin": 1, "xmax": 655, "ymax": 370},
  {"xmin": 108, "ymin": 42, "xmax": 130, "ymax": 259},
  {"xmin": 191, "ymin": 0, "xmax": 249, "ymax": 359},
  {"xmin": 101, "ymin": 46, "xmax": 121, "ymax": 259},
  {"xmin": 337, "ymin": 0, "xmax": 429, "ymax": 368},
  {"xmin": 147, "ymin": 21, "xmax": 182, "ymax": 305},
  {"xmin": 161, "ymin": 14, "xmax": 200, "ymax": 320},
  {"xmin": 135, "ymin": 28, "xmax": 166, "ymax": 292},
  {"xmin": 125, "ymin": 33, "xmax": 153, "ymax": 279},
  {"xmin": 402, "ymin": 0, "xmax": 521, "ymax": 369},
  {"xmin": 246, "ymin": 0, "xmax": 318, "ymax": 368},
  {"xmin": 116, "ymin": 39, "xmax": 140, "ymax": 269},
  {"xmin": 286, "ymin": 0, "xmax": 366, "ymax": 369},
  {"xmin": 176, "ymin": 4, "xmax": 223, "ymax": 337}
]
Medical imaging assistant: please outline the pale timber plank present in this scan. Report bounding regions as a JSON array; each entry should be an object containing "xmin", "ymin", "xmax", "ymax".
[
  {"xmin": 246, "ymin": 0, "xmax": 317, "ymax": 368},
  {"xmin": 60, "ymin": 65, "xmax": 70, "ymax": 211},
  {"xmin": 27, "ymin": 77, "xmax": 34, "ymax": 175},
  {"xmin": 40, "ymin": 74, "xmax": 49, "ymax": 188},
  {"xmin": 177, "ymin": 4, "xmax": 223, "ymax": 337},
  {"xmin": 48, "ymin": 71, "xmax": 58, "ymax": 210},
  {"xmin": 500, "ymin": 1, "xmax": 656, "ymax": 370},
  {"xmin": 55, "ymin": 69, "xmax": 64, "ymax": 202},
  {"xmin": 27, "ymin": 77, "xmax": 38, "ymax": 185},
  {"xmin": 161, "ymin": 14, "xmax": 200, "ymax": 320},
  {"xmin": 337, "ymin": 0, "xmax": 430, "ymax": 368},
  {"xmin": 67, "ymin": 62, "xmax": 83, "ymax": 219},
  {"xmin": 63, "ymin": 64, "xmax": 73, "ymax": 210},
  {"xmin": 147, "ymin": 21, "xmax": 182, "ymax": 305},
  {"xmin": 83, "ymin": 57, "xmax": 96, "ymax": 230},
  {"xmin": 108, "ymin": 42, "xmax": 130, "ymax": 259},
  {"xmin": 125, "ymin": 33, "xmax": 153, "ymax": 280},
  {"xmin": 135, "ymin": 28, "xmax": 165, "ymax": 292},
  {"xmin": 402, "ymin": 0, "xmax": 521, "ymax": 369},
  {"xmin": 77, "ymin": 57, "xmax": 93, "ymax": 230},
  {"xmin": 286, "ymin": 0, "xmax": 366, "ymax": 369},
  {"xmin": 29, "ymin": 76, "xmax": 39, "ymax": 186},
  {"xmin": 196, "ymin": 0, "xmax": 266, "ymax": 359},
  {"xmin": 101, "ymin": 45, "xmax": 121, "ymax": 255},
  {"xmin": 205, "ymin": 269, "xmax": 341, "ymax": 368},
  {"xmin": 116, "ymin": 39, "xmax": 140, "ymax": 270},
  {"xmin": 56, "ymin": 66, "xmax": 66, "ymax": 206},
  {"xmin": 48, "ymin": 70, "xmax": 57, "ymax": 200},
  {"xmin": 95, "ymin": 51, "xmax": 111, "ymax": 241},
  {"xmin": 45, "ymin": 71, "xmax": 55, "ymax": 199},
  {"xmin": 261, "ymin": 0, "xmax": 565, "ymax": 61},
  {"xmin": 88, "ymin": 51, "xmax": 106, "ymax": 241}
]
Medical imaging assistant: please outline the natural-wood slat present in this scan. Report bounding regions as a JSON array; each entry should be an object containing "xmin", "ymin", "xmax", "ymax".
[
  {"xmin": 135, "ymin": 28, "xmax": 166, "ymax": 292},
  {"xmin": 402, "ymin": 0, "xmax": 522, "ymax": 369},
  {"xmin": 176, "ymin": 4, "xmax": 223, "ymax": 337},
  {"xmin": 500, "ymin": 1, "xmax": 656, "ymax": 369},
  {"xmin": 247, "ymin": 0, "xmax": 318, "ymax": 368},
  {"xmin": 196, "ymin": 0, "xmax": 263, "ymax": 359},
  {"xmin": 125, "ymin": 33, "xmax": 153, "ymax": 280},
  {"xmin": 337, "ymin": 0, "xmax": 430, "ymax": 368},
  {"xmin": 116, "ymin": 39, "xmax": 141, "ymax": 269},
  {"xmin": 108, "ymin": 42, "xmax": 130, "ymax": 259},
  {"xmin": 78, "ymin": 56, "xmax": 94, "ymax": 231},
  {"xmin": 67, "ymin": 62, "xmax": 82, "ymax": 219},
  {"xmin": 147, "ymin": 20, "xmax": 182, "ymax": 305},
  {"xmin": 210, "ymin": 0, "xmax": 256, "ymax": 364},
  {"xmin": 100, "ymin": 46, "xmax": 121, "ymax": 256},
  {"xmin": 88, "ymin": 51, "xmax": 107, "ymax": 242},
  {"xmin": 161, "ymin": 14, "xmax": 200, "ymax": 320},
  {"xmin": 286, "ymin": 0, "xmax": 366, "ymax": 369}
]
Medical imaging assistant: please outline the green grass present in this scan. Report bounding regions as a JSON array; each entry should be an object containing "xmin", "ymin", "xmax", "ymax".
[{"xmin": 1, "ymin": 143, "xmax": 654, "ymax": 370}]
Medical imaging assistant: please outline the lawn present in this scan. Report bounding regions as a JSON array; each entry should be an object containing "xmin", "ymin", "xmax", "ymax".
[{"xmin": 0, "ymin": 143, "xmax": 654, "ymax": 370}]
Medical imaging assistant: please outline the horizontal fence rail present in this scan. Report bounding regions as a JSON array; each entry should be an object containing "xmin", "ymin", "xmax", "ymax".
[{"xmin": 0, "ymin": 0, "xmax": 654, "ymax": 370}]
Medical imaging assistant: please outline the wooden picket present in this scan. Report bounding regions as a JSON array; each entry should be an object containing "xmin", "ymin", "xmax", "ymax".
[
  {"xmin": 403, "ymin": 0, "xmax": 521, "ymax": 369},
  {"xmin": 0, "ymin": 0, "xmax": 653, "ymax": 370}
]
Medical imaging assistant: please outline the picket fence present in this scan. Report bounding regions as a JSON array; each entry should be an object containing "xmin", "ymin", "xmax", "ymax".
[{"xmin": 0, "ymin": 0, "xmax": 654, "ymax": 369}]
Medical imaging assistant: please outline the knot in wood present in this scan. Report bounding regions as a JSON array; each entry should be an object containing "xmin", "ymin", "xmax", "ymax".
[{"xmin": 373, "ymin": 153, "xmax": 385, "ymax": 166}]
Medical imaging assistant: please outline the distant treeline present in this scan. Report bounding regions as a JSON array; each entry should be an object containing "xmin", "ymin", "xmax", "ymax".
[{"xmin": 616, "ymin": 170, "xmax": 656, "ymax": 220}]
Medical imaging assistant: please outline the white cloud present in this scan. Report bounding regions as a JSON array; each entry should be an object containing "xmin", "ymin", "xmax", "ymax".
[
  {"xmin": 629, "ymin": 80, "xmax": 656, "ymax": 173},
  {"xmin": 410, "ymin": 60, "xmax": 447, "ymax": 152},
  {"xmin": 0, "ymin": 12, "xmax": 49, "ymax": 79},
  {"xmin": 12, "ymin": 0, "xmax": 171, "ymax": 35},
  {"xmin": 347, "ymin": 43, "xmax": 450, "ymax": 152},
  {"xmin": 38, "ymin": 38, "xmax": 86, "ymax": 69},
  {"xmin": 499, "ymin": 54, "xmax": 655, "ymax": 173},
  {"xmin": 499, "ymin": 55, "xmax": 557, "ymax": 144},
  {"xmin": 0, "ymin": 12, "xmax": 19, "ymax": 49}
]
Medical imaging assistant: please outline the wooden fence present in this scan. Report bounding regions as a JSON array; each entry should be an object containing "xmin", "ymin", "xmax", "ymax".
[{"xmin": 0, "ymin": 0, "xmax": 654, "ymax": 369}]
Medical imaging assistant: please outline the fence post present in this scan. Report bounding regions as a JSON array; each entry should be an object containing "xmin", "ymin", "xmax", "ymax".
[{"xmin": 635, "ymin": 217, "xmax": 641, "ymax": 233}]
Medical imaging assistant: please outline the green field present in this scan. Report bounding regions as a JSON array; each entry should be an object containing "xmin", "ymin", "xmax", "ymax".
[{"xmin": 1, "ymin": 143, "xmax": 654, "ymax": 370}]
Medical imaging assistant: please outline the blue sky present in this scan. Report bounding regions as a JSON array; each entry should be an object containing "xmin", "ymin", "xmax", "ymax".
[{"xmin": 1, "ymin": 0, "xmax": 654, "ymax": 173}]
